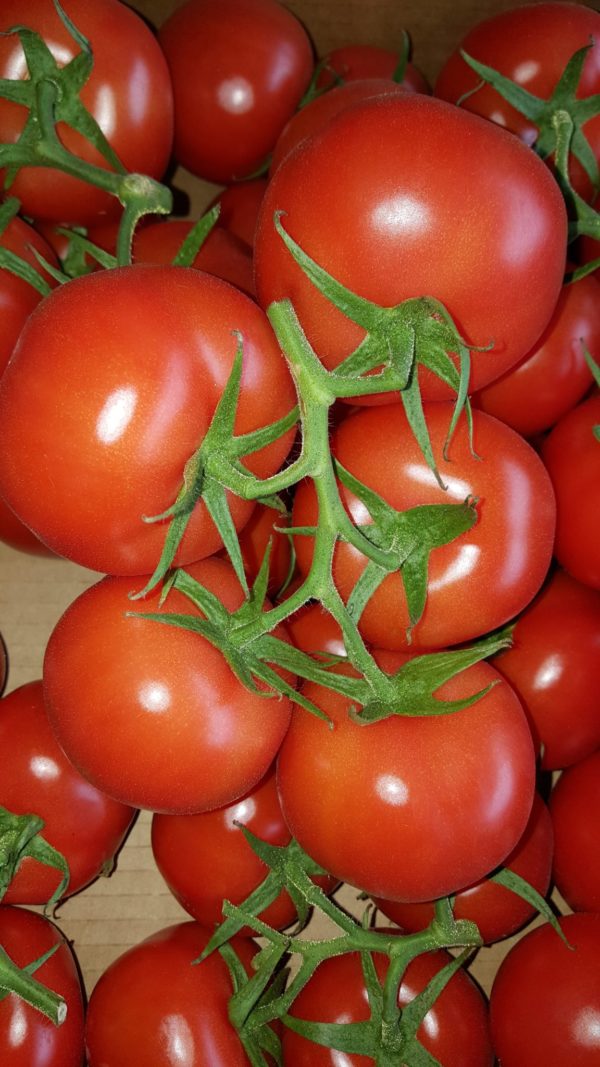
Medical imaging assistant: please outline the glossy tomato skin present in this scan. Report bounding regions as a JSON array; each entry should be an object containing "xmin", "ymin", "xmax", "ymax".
[
  {"xmin": 0, "ymin": 495, "xmax": 55, "ymax": 557},
  {"xmin": 0, "ymin": 217, "xmax": 60, "ymax": 376},
  {"xmin": 133, "ymin": 219, "xmax": 255, "ymax": 297},
  {"xmin": 85, "ymin": 921, "xmax": 262, "ymax": 1066},
  {"xmin": 277, "ymin": 657, "xmax": 536, "ymax": 902},
  {"xmin": 1, "ymin": 680, "xmax": 136, "ymax": 904},
  {"xmin": 541, "ymin": 393, "xmax": 600, "ymax": 590},
  {"xmin": 293, "ymin": 403, "xmax": 556, "ymax": 651},
  {"xmin": 316, "ymin": 43, "xmax": 430, "ymax": 94},
  {"xmin": 374, "ymin": 793, "xmax": 553, "ymax": 945},
  {"xmin": 159, "ymin": 0, "xmax": 313, "ymax": 183},
  {"xmin": 208, "ymin": 178, "xmax": 269, "ymax": 249},
  {"xmin": 435, "ymin": 2, "xmax": 600, "ymax": 201},
  {"xmin": 255, "ymin": 92, "xmax": 566, "ymax": 400},
  {"xmin": 550, "ymin": 750, "xmax": 600, "ymax": 912},
  {"xmin": 282, "ymin": 946, "xmax": 493, "ymax": 1066},
  {"xmin": 152, "ymin": 763, "xmax": 336, "ymax": 932},
  {"xmin": 0, "ymin": 905, "xmax": 85, "ymax": 1067},
  {"xmin": 0, "ymin": 0, "xmax": 173, "ymax": 225},
  {"xmin": 43, "ymin": 559, "xmax": 293, "ymax": 814},
  {"xmin": 493, "ymin": 568, "xmax": 600, "ymax": 770},
  {"xmin": 490, "ymin": 912, "xmax": 600, "ymax": 1066},
  {"xmin": 475, "ymin": 274, "xmax": 598, "ymax": 437},
  {"xmin": 0, "ymin": 265, "xmax": 296, "ymax": 575}
]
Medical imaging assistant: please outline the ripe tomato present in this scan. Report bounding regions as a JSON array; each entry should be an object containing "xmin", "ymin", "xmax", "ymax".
[
  {"xmin": 1, "ymin": 680, "xmax": 136, "ymax": 904},
  {"xmin": 0, "ymin": 265, "xmax": 296, "ymax": 575},
  {"xmin": 132, "ymin": 219, "xmax": 255, "ymax": 297},
  {"xmin": 0, "ymin": 905, "xmax": 85, "ymax": 1067},
  {"xmin": 285, "ymin": 600, "xmax": 346, "ymax": 658},
  {"xmin": 0, "ymin": 216, "xmax": 59, "ymax": 376},
  {"xmin": 43, "ymin": 558, "xmax": 294, "ymax": 814},
  {"xmin": 550, "ymin": 750, "xmax": 600, "ymax": 913},
  {"xmin": 277, "ymin": 656, "xmax": 536, "ymax": 903},
  {"xmin": 0, "ymin": 496, "xmax": 55, "ymax": 557},
  {"xmin": 85, "ymin": 921, "xmax": 265, "ymax": 1066},
  {"xmin": 208, "ymin": 179, "xmax": 269, "ymax": 250},
  {"xmin": 0, "ymin": 0, "xmax": 173, "ymax": 225},
  {"xmin": 159, "ymin": 0, "xmax": 313, "ymax": 183},
  {"xmin": 374, "ymin": 793, "xmax": 553, "ymax": 945},
  {"xmin": 493, "ymin": 568, "xmax": 600, "ymax": 770},
  {"xmin": 282, "ymin": 945, "xmax": 493, "ymax": 1066},
  {"xmin": 475, "ymin": 274, "xmax": 599, "ymax": 438},
  {"xmin": 255, "ymin": 91, "xmax": 566, "ymax": 400},
  {"xmin": 490, "ymin": 912, "xmax": 600, "ymax": 1066},
  {"xmin": 316, "ymin": 43, "xmax": 430, "ymax": 94},
  {"xmin": 434, "ymin": 2, "xmax": 600, "ymax": 201},
  {"xmin": 292, "ymin": 403, "xmax": 556, "ymax": 651},
  {"xmin": 230, "ymin": 504, "xmax": 292, "ymax": 595},
  {"xmin": 541, "ymin": 393, "xmax": 600, "ymax": 590}
]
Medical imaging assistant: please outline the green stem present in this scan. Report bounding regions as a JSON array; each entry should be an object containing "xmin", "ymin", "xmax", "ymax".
[{"xmin": 0, "ymin": 946, "xmax": 66, "ymax": 1025}]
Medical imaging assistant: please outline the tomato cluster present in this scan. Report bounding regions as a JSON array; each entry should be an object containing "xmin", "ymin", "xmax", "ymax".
[{"xmin": 0, "ymin": 1, "xmax": 599, "ymax": 1065}]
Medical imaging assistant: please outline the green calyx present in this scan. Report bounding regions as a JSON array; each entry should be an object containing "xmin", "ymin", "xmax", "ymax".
[{"xmin": 0, "ymin": 806, "xmax": 70, "ymax": 909}]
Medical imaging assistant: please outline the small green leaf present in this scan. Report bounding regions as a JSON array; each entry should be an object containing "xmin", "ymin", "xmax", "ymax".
[{"xmin": 491, "ymin": 868, "xmax": 571, "ymax": 945}]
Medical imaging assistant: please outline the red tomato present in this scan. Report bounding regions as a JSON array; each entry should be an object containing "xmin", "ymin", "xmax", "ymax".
[
  {"xmin": 1, "ymin": 680, "xmax": 136, "ymax": 904},
  {"xmin": 0, "ymin": 216, "xmax": 59, "ymax": 376},
  {"xmin": 0, "ymin": 495, "xmax": 55, "ymax": 557},
  {"xmin": 0, "ymin": 0, "xmax": 173, "ymax": 225},
  {"xmin": 43, "ymin": 558, "xmax": 294, "ymax": 814},
  {"xmin": 374, "ymin": 793, "xmax": 553, "ymax": 945},
  {"xmin": 208, "ymin": 178, "xmax": 269, "ymax": 249},
  {"xmin": 316, "ymin": 43, "xmax": 430, "ymax": 94},
  {"xmin": 0, "ymin": 905, "xmax": 85, "ymax": 1067},
  {"xmin": 292, "ymin": 403, "xmax": 556, "ymax": 651},
  {"xmin": 285, "ymin": 600, "xmax": 346, "ymax": 658},
  {"xmin": 277, "ymin": 656, "xmax": 536, "ymax": 903},
  {"xmin": 85, "ymin": 921, "xmax": 264, "ymax": 1066},
  {"xmin": 493, "ymin": 568, "xmax": 600, "ymax": 770},
  {"xmin": 475, "ymin": 275, "xmax": 598, "ymax": 437},
  {"xmin": 255, "ymin": 92, "xmax": 566, "ymax": 400},
  {"xmin": 541, "ymin": 393, "xmax": 600, "ymax": 590},
  {"xmin": 152, "ymin": 763, "xmax": 336, "ymax": 932},
  {"xmin": 0, "ymin": 265, "xmax": 296, "ymax": 575},
  {"xmin": 282, "ymin": 945, "xmax": 493, "ymax": 1066},
  {"xmin": 490, "ymin": 912, "xmax": 600, "ymax": 1066},
  {"xmin": 550, "ymin": 750, "xmax": 600, "ymax": 913},
  {"xmin": 133, "ymin": 219, "xmax": 255, "ymax": 297},
  {"xmin": 229, "ymin": 503, "xmax": 292, "ymax": 595},
  {"xmin": 435, "ymin": 2, "xmax": 600, "ymax": 201},
  {"xmin": 159, "ymin": 0, "xmax": 313, "ymax": 183}
]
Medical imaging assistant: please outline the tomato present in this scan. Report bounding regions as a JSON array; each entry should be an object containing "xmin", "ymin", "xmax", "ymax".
[
  {"xmin": 0, "ymin": 905, "xmax": 85, "ymax": 1067},
  {"xmin": 43, "ymin": 558, "xmax": 294, "ymax": 814},
  {"xmin": 475, "ymin": 274, "xmax": 598, "ymax": 438},
  {"xmin": 152, "ymin": 763, "xmax": 336, "ymax": 933},
  {"xmin": 316, "ymin": 43, "xmax": 430, "ymax": 94},
  {"xmin": 0, "ymin": 495, "xmax": 55, "ymax": 557},
  {"xmin": 541, "ymin": 393, "xmax": 600, "ymax": 590},
  {"xmin": 277, "ymin": 656, "xmax": 536, "ymax": 903},
  {"xmin": 254, "ymin": 91, "xmax": 566, "ymax": 401},
  {"xmin": 158, "ymin": 0, "xmax": 313, "ymax": 183},
  {"xmin": 493, "ymin": 568, "xmax": 600, "ymax": 770},
  {"xmin": 85, "ymin": 921, "xmax": 265, "ymax": 1066},
  {"xmin": 373, "ymin": 793, "xmax": 553, "ymax": 945},
  {"xmin": 208, "ymin": 178, "xmax": 269, "ymax": 249},
  {"xmin": 1, "ymin": 680, "xmax": 136, "ymax": 904},
  {"xmin": 0, "ymin": 216, "xmax": 60, "ymax": 376},
  {"xmin": 0, "ymin": 0, "xmax": 173, "ymax": 225},
  {"xmin": 285, "ymin": 600, "xmax": 346, "ymax": 658},
  {"xmin": 292, "ymin": 403, "xmax": 556, "ymax": 651},
  {"xmin": 282, "ymin": 944, "xmax": 493, "ymax": 1066},
  {"xmin": 490, "ymin": 912, "xmax": 600, "ymax": 1066},
  {"xmin": 434, "ymin": 2, "xmax": 600, "ymax": 201},
  {"xmin": 132, "ymin": 219, "xmax": 255, "ymax": 297},
  {"xmin": 230, "ymin": 504, "xmax": 292, "ymax": 595},
  {"xmin": 0, "ymin": 265, "xmax": 296, "ymax": 575},
  {"xmin": 550, "ymin": 750, "xmax": 600, "ymax": 913}
]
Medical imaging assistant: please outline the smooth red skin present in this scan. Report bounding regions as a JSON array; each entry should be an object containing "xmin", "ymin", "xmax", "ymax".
[
  {"xmin": 0, "ymin": 905, "xmax": 85, "ymax": 1067},
  {"xmin": 490, "ymin": 912, "xmax": 600, "ymax": 1066},
  {"xmin": 277, "ymin": 657, "xmax": 536, "ymax": 903},
  {"xmin": 316, "ymin": 43, "xmax": 430, "ymax": 94},
  {"xmin": 208, "ymin": 179, "xmax": 269, "ymax": 249},
  {"xmin": 475, "ymin": 274, "xmax": 598, "ymax": 437},
  {"xmin": 286, "ymin": 601, "xmax": 346, "ymax": 658},
  {"xmin": 493, "ymin": 568, "xmax": 600, "ymax": 770},
  {"xmin": 133, "ymin": 220, "xmax": 255, "ymax": 297},
  {"xmin": 293, "ymin": 403, "xmax": 556, "ymax": 651},
  {"xmin": 0, "ymin": 265, "xmax": 296, "ymax": 575},
  {"xmin": 43, "ymin": 558, "xmax": 293, "ymax": 814},
  {"xmin": 282, "ymin": 946, "xmax": 493, "ymax": 1066},
  {"xmin": 0, "ymin": 495, "xmax": 55, "ymax": 557},
  {"xmin": 159, "ymin": 0, "xmax": 313, "ymax": 183},
  {"xmin": 233, "ymin": 504, "xmax": 292, "ymax": 595},
  {"xmin": 85, "ymin": 922, "xmax": 260, "ymax": 1066},
  {"xmin": 541, "ymin": 393, "xmax": 600, "ymax": 590},
  {"xmin": 152, "ymin": 763, "xmax": 335, "ymax": 932},
  {"xmin": 434, "ymin": 2, "xmax": 600, "ymax": 201},
  {"xmin": 0, "ymin": 0, "xmax": 173, "ymax": 225},
  {"xmin": 1, "ymin": 680, "xmax": 136, "ymax": 904},
  {"xmin": 374, "ymin": 793, "xmax": 553, "ymax": 945},
  {"xmin": 0, "ymin": 217, "xmax": 60, "ymax": 376},
  {"xmin": 550, "ymin": 751, "xmax": 600, "ymax": 912},
  {"xmin": 270, "ymin": 78, "xmax": 408, "ymax": 174},
  {"xmin": 255, "ymin": 92, "xmax": 567, "ymax": 402}
]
